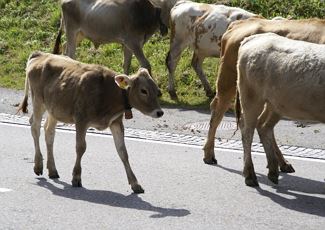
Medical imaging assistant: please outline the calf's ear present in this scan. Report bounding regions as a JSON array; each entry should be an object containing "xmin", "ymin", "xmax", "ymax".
[
  {"xmin": 115, "ymin": 74, "xmax": 132, "ymax": 89},
  {"xmin": 138, "ymin": 68, "xmax": 150, "ymax": 76}
]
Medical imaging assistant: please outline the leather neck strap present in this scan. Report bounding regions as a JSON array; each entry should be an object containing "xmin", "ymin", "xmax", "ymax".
[{"xmin": 122, "ymin": 89, "xmax": 133, "ymax": 119}]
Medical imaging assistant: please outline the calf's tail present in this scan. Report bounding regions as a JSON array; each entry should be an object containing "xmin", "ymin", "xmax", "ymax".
[
  {"xmin": 17, "ymin": 52, "xmax": 42, "ymax": 114},
  {"xmin": 17, "ymin": 74, "xmax": 29, "ymax": 114},
  {"xmin": 53, "ymin": 16, "xmax": 63, "ymax": 54}
]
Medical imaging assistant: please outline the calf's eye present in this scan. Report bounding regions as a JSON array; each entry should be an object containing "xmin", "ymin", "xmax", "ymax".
[{"xmin": 141, "ymin": 89, "xmax": 148, "ymax": 95}]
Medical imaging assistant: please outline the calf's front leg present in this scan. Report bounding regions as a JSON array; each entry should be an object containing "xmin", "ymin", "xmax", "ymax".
[
  {"xmin": 110, "ymin": 119, "xmax": 144, "ymax": 194},
  {"xmin": 44, "ymin": 115, "xmax": 59, "ymax": 179}
]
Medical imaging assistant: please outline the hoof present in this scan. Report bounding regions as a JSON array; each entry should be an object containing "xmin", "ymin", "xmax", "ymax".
[
  {"xmin": 280, "ymin": 164, "xmax": 295, "ymax": 173},
  {"xmin": 132, "ymin": 184, "xmax": 144, "ymax": 194},
  {"xmin": 203, "ymin": 157, "xmax": 217, "ymax": 165},
  {"xmin": 72, "ymin": 179, "xmax": 82, "ymax": 187},
  {"xmin": 268, "ymin": 172, "xmax": 279, "ymax": 184},
  {"xmin": 245, "ymin": 177, "xmax": 259, "ymax": 187},
  {"xmin": 49, "ymin": 171, "xmax": 60, "ymax": 179},
  {"xmin": 34, "ymin": 166, "xmax": 43, "ymax": 176}
]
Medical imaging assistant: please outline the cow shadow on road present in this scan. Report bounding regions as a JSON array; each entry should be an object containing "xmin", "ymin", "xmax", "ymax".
[
  {"xmin": 35, "ymin": 178, "xmax": 190, "ymax": 218},
  {"xmin": 215, "ymin": 164, "xmax": 325, "ymax": 217}
]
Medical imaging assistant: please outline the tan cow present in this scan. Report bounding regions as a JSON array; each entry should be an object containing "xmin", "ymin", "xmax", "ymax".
[
  {"xmin": 166, "ymin": 1, "xmax": 257, "ymax": 99},
  {"xmin": 203, "ymin": 18, "xmax": 325, "ymax": 172},
  {"xmin": 18, "ymin": 51, "xmax": 164, "ymax": 193},
  {"xmin": 236, "ymin": 33, "xmax": 325, "ymax": 186}
]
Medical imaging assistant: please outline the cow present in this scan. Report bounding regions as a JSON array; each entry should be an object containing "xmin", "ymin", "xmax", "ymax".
[
  {"xmin": 18, "ymin": 51, "xmax": 164, "ymax": 193},
  {"xmin": 165, "ymin": 1, "xmax": 257, "ymax": 99},
  {"xmin": 203, "ymin": 18, "xmax": 325, "ymax": 173},
  {"xmin": 53, "ymin": 0, "xmax": 169, "ymax": 75},
  {"xmin": 236, "ymin": 33, "xmax": 325, "ymax": 186}
]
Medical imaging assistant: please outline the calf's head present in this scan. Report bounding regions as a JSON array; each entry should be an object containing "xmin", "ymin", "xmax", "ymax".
[{"xmin": 115, "ymin": 68, "xmax": 164, "ymax": 118}]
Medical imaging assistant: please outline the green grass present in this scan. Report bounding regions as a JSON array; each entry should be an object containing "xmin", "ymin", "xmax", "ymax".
[{"xmin": 0, "ymin": 0, "xmax": 324, "ymax": 108}]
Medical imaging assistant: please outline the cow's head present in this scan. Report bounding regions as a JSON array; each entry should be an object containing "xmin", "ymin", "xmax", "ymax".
[
  {"xmin": 115, "ymin": 68, "xmax": 164, "ymax": 118},
  {"xmin": 155, "ymin": 7, "xmax": 168, "ymax": 36},
  {"xmin": 149, "ymin": 0, "xmax": 179, "ymax": 31}
]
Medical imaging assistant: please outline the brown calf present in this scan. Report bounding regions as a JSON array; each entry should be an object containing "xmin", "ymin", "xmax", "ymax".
[{"xmin": 19, "ymin": 51, "xmax": 164, "ymax": 193}]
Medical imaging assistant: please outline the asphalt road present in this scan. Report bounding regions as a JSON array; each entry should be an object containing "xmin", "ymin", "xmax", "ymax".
[{"xmin": 1, "ymin": 121, "xmax": 325, "ymax": 229}]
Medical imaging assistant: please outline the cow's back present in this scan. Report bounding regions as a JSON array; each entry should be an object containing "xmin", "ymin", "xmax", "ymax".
[
  {"xmin": 63, "ymin": 0, "xmax": 160, "ymax": 44},
  {"xmin": 218, "ymin": 18, "xmax": 325, "ymax": 92},
  {"xmin": 170, "ymin": 2, "xmax": 256, "ymax": 56},
  {"xmin": 238, "ymin": 33, "xmax": 325, "ymax": 122},
  {"xmin": 27, "ymin": 52, "xmax": 121, "ymax": 123}
]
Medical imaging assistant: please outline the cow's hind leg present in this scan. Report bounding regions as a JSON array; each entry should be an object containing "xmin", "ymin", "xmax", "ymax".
[
  {"xmin": 110, "ymin": 119, "xmax": 144, "ymax": 194},
  {"xmin": 128, "ymin": 42, "xmax": 151, "ymax": 75},
  {"xmin": 258, "ymin": 106, "xmax": 295, "ymax": 173},
  {"xmin": 191, "ymin": 53, "xmax": 214, "ymax": 98},
  {"xmin": 30, "ymin": 101, "xmax": 45, "ymax": 176},
  {"xmin": 123, "ymin": 45, "xmax": 133, "ymax": 75},
  {"xmin": 65, "ymin": 29, "xmax": 77, "ymax": 59},
  {"xmin": 165, "ymin": 39, "xmax": 188, "ymax": 99},
  {"xmin": 44, "ymin": 114, "xmax": 59, "ymax": 179},
  {"xmin": 72, "ymin": 122, "xmax": 88, "ymax": 187}
]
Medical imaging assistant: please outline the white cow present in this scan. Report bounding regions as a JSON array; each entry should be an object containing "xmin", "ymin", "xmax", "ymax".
[
  {"xmin": 236, "ymin": 33, "xmax": 325, "ymax": 187},
  {"xmin": 166, "ymin": 1, "xmax": 257, "ymax": 99}
]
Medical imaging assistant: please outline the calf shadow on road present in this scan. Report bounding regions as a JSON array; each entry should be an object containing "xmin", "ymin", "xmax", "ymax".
[
  {"xmin": 35, "ymin": 178, "xmax": 190, "ymax": 218},
  {"xmin": 215, "ymin": 164, "xmax": 325, "ymax": 217}
]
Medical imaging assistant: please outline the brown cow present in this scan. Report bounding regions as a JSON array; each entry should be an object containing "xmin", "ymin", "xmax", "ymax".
[
  {"xmin": 18, "ymin": 51, "xmax": 164, "ymax": 193},
  {"xmin": 203, "ymin": 18, "xmax": 325, "ymax": 171},
  {"xmin": 236, "ymin": 33, "xmax": 325, "ymax": 186}
]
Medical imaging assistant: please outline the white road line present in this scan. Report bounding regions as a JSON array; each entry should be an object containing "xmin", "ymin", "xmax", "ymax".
[
  {"xmin": 1, "ymin": 121, "xmax": 325, "ymax": 163},
  {"xmin": 0, "ymin": 188, "xmax": 13, "ymax": 193}
]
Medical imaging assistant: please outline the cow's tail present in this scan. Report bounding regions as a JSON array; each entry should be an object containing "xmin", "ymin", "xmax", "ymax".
[
  {"xmin": 53, "ymin": 16, "xmax": 63, "ymax": 54},
  {"xmin": 17, "ymin": 52, "xmax": 42, "ymax": 114},
  {"xmin": 229, "ymin": 86, "xmax": 241, "ymax": 138},
  {"xmin": 232, "ymin": 89, "xmax": 241, "ymax": 137}
]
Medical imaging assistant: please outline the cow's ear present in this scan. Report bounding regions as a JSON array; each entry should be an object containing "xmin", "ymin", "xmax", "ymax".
[{"xmin": 115, "ymin": 74, "xmax": 132, "ymax": 89}]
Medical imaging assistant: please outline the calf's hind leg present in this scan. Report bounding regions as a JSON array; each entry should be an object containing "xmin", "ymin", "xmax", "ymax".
[
  {"xmin": 257, "ymin": 106, "xmax": 295, "ymax": 173},
  {"xmin": 30, "ymin": 100, "xmax": 45, "ymax": 176},
  {"xmin": 71, "ymin": 122, "xmax": 88, "ymax": 187},
  {"xmin": 110, "ymin": 119, "xmax": 144, "ymax": 194},
  {"xmin": 257, "ymin": 110, "xmax": 281, "ymax": 184},
  {"xmin": 44, "ymin": 114, "xmax": 59, "ymax": 179},
  {"xmin": 240, "ymin": 91, "xmax": 265, "ymax": 186}
]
